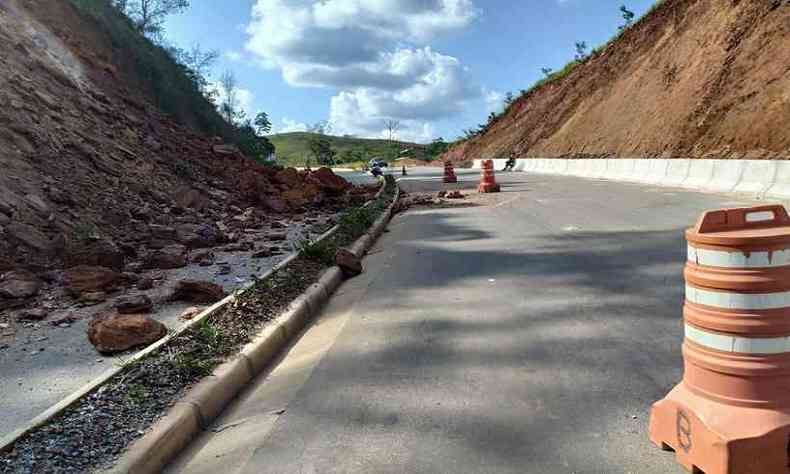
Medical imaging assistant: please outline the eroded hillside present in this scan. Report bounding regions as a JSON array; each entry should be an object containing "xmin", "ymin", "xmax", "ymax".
[
  {"xmin": 445, "ymin": 0, "xmax": 790, "ymax": 163},
  {"xmin": 0, "ymin": 0, "xmax": 353, "ymax": 274}
]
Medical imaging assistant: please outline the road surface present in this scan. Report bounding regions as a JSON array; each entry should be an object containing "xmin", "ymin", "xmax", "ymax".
[{"xmin": 168, "ymin": 168, "xmax": 757, "ymax": 474}]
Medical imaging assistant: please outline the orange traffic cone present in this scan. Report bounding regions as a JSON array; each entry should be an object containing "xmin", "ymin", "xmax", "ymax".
[
  {"xmin": 650, "ymin": 205, "xmax": 790, "ymax": 474},
  {"xmin": 477, "ymin": 160, "xmax": 500, "ymax": 193},
  {"xmin": 443, "ymin": 160, "xmax": 457, "ymax": 183}
]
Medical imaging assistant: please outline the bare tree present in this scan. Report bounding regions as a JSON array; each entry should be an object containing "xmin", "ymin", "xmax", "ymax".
[
  {"xmin": 384, "ymin": 119, "xmax": 401, "ymax": 142},
  {"xmin": 120, "ymin": 0, "xmax": 190, "ymax": 40},
  {"xmin": 219, "ymin": 70, "xmax": 239, "ymax": 126}
]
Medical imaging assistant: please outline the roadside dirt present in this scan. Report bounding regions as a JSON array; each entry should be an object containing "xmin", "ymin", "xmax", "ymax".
[{"xmin": 445, "ymin": 0, "xmax": 790, "ymax": 163}]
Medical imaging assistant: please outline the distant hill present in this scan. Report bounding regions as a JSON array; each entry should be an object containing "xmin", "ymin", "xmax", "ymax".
[{"xmin": 269, "ymin": 132, "xmax": 429, "ymax": 166}]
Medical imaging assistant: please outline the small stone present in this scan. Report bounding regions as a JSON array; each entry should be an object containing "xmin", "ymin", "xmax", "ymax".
[
  {"xmin": 252, "ymin": 249, "xmax": 272, "ymax": 259},
  {"xmin": 136, "ymin": 277, "xmax": 154, "ymax": 290},
  {"xmin": 266, "ymin": 232, "xmax": 287, "ymax": 242},
  {"xmin": 17, "ymin": 309, "xmax": 48, "ymax": 321},
  {"xmin": 179, "ymin": 306, "xmax": 204, "ymax": 321},
  {"xmin": 270, "ymin": 221, "xmax": 286, "ymax": 229},
  {"xmin": 80, "ymin": 292, "xmax": 108, "ymax": 305},
  {"xmin": 217, "ymin": 265, "xmax": 232, "ymax": 275},
  {"xmin": 169, "ymin": 280, "xmax": 227, "ymax": 304},
  {"xmin": 115, "ymin": 294, "xmax": 153, "ymax": 314}
]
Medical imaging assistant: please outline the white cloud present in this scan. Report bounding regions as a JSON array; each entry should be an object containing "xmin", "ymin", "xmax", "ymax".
[
  {"xmin": 484, "ymin": 88, "xmax": 504, "ymax": 114},
  {"xmin": 272, "ymin": 118, "xmax": 309, "ymax": 134},
  {"xmin": 244, "ymin": 0, "xmax": 482, "ymax": 140}
]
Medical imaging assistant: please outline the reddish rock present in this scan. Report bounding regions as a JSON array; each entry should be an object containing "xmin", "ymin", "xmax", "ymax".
[
  {"xmin": 65, "ymin": 238, "xmax": 125, "ymax": 271},
  {"xmin": 179, "ymin": 306, "xmax": 204, "ymax": 321},
  {"xmin": 335, "ymin": 249, "xmax": 363, "ymax": 277},
  {"xmin": 282, "ymin": 184, "xmax": 320, "ymax": 208},
  {"xmin": 169, "ymin": 280, "xmax": 227, "ymax": 304},
  {"xmin": 274, "ymin": 167, "xmax": 301, "ymax": 187},
  {"xmin": 0, "ymin": 270, "xmax": 42, "ymax": 299},
  {"xmin": 64, "ymin": 266, "xmax": 122, "ymax": 296},
  {"xmin": 87, "ymin": 313, "xmax": 167, "ymax": 354},
  {"xmin": 116, "ymin": 294, "xmax": 153, "ymax": 314},
  {"xmin": 306, "ymin": 167, "xmax": 351, "ymax": 195}
]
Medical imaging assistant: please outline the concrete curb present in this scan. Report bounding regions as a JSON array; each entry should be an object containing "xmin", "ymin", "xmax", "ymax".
[
  {"xmin": 107, "ymin": 183, "xmax": 401, "ymax": 474},
  {"xmin": 471, "ymin": 158, "xmax": 788, "ymax": 202}
]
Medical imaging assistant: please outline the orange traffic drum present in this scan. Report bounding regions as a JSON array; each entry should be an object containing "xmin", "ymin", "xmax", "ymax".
[{"xmin": 650, "ymin": 205, "xmax": 790, "ymax": 474}]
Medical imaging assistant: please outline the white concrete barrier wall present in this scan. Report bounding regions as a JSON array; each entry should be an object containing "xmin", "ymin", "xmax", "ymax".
[{"xmin": 469, "ymin": 158, "xmax": 786, "ymax": 202}]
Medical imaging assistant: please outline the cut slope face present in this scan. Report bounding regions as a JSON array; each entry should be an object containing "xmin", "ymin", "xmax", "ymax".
[
  {"xmin": 0, "ymin": 0, "xmax": 347, "ymax": 272},
  {"xmin": 446, "ymin": 0, "xmax": 790, "ymax": 163}
]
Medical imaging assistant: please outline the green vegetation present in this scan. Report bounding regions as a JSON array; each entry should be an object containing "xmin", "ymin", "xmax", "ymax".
[
  {"xmin": 69, "ymin": 0, "xmax": 234, "ymax": 140},
  {"xmin": 268, "ymin": 132, "xmax": 428, "ymax": 167},
  {"xmin": 68, "ymin": 0, "xmax": 274, "ymax": 163}
]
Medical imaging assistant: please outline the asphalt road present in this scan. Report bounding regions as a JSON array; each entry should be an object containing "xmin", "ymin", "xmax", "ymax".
[{"xmin": 169, "ymin": 168, "xmax": 758, "ymax": 474}]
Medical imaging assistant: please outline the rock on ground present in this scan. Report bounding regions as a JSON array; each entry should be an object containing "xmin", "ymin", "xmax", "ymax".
[
  {"xmin": 0, "ymin": 270, "xmax": 42, "ymax": 299},
  {"xmin": 64, "ymin": 266, "xmax": 122, "ymax": 296},
  {"xmin": 115, "ymin": 294, "xmax": 153, "ymax": 314},
  {"xmin": 87, "ymin": 313, "xmax": 167, "ymax": 354},
  {"xmin": 169, "ymin": 280, "xmax": 227, "ymax": 304},
  {"xmin": 335, "ymin": 249, "xmax": 363, "ymax": 277}
]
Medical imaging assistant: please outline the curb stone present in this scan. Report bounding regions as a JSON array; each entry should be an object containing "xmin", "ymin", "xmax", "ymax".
[{"xmin": 107, "ymin": 184, "xmax": 400, "ymax": 474}]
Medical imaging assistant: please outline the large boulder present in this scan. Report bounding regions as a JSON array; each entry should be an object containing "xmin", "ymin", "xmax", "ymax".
[
  {"xmin": 169, "ymin": 280, "xmax": 227, "ymax": 304},
  {"xmin": 174, "ymin": 187, "xmax": 209, "ymax": 211},
  {"xmin": 64, "ymin": 266, "xmax": 122, "ymax": 296},
  {"xmin": 335, "ymin": 249, "xmax": 362, "ymax": 277},
  {"xmin": 306, "ymin": 167, "xmax": 351, "ymax": 195},
  {"xmin": 65, "ymin": 238, "xmax": 125, "ymax": 271},
  {"xmin": 144, "ymin": 244, "xmax": 187, "ymax": 269},
  {"xmin": 115, "ymin": 294, "xmax": 153, "ymax": 314},
  {"xmin": 0, "ymin": 270, "xmax": 42, "ymax": 299},
  {"xmin": 87, "ymin": 313, "xmax": 167, "ymax": 354}
]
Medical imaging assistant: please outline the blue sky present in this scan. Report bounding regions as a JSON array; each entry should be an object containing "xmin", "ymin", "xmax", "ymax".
[{"xmin": 165, "ymin": 0, "xmax": 657, "ymax": 143}]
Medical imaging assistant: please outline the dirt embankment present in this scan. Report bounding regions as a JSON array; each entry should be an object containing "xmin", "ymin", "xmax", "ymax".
[{"xmin": 445, "ymin": 0, "xmax": 790, "ymax": 164}]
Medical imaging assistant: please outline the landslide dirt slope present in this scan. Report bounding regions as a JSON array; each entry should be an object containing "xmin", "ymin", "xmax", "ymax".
[
  {"xmin": 446, "ymin": 0, "xmax": 790, "ymax": 163},
  {"xmin": 0, "ymin": 0, "xmax": 341, "ymax": 273}
]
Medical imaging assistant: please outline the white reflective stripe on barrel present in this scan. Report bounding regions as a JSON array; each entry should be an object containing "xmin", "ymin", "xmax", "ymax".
[
  {"xmin": 685, "ymin": 324, "xmax": 790, "ymax": 354},
  {"xmin": 688, "ymin": 245, "xmax": 790, "ymax": 268},
  {"xmin": 686, "ymin": 285, "xmax": 790, "ymax": 310}
]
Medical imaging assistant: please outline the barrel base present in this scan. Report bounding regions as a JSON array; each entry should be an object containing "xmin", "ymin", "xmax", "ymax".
[
  {"xmin": 650, "ymin": 383, "xmax": 790, "ymax": 474},
  {"xmin": 477, "ymin": 183, "xmax": 500, "ymax": 193}
]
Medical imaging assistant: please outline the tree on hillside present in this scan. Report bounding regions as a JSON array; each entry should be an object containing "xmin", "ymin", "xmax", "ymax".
[
  {"xmin": 428, "ymin": 137, "xmax": 449, "ymax": 159},
  {"xmin": 167, "ymin": 43, "xmax": 218, "ymax": 97},
  {"xmin": 504, "ymin": 92, "xmax": 515, "ymax": 107},
  {"xmin": 115, "ymin": 0, "xmax": 190, "ymax": 40},
  {"xmin": 219, "ymin": 70, "xmax": 241, "ymax": 126},
  {"xmin": 384, "ymin": 119, "xmax": 401, "ymax": 142},
  {"xmin": 540, "ymin": 67, "xmax": 553, "ymax": 78},
  {"xmin": 308, "ymin": 137, "xmax": 336, "ymax": 166},
  {"xmin": 619, "ymin": 5, "xmax": 635, "ymax": 31},
  {"xmin": 254, "ymin": 112, "xmax": 272, "ymax": 135},
  {"xmin": 574, "ymin": 41, "xmax": 588, "ymax": 61}
]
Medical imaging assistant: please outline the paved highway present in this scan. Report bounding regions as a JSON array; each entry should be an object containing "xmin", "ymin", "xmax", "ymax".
[{"xmin": 169, "ymin": 168, "xmax": 758, "ymax": 474}]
